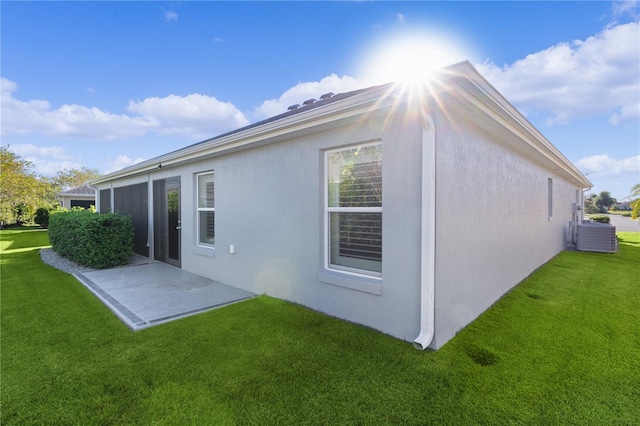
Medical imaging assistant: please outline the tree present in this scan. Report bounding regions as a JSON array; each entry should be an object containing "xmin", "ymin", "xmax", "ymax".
[
  {"xmin": 630, "ymin": 183, "xmax": 640, "ymax": 219},
  {"xmin": 584, "ymin": 193, "xmax": 599, "ymax": 214},
  {"xmin": 595, "ymin": 191, "xmax": 616, "ymax": 213},
  {"xmin": 34, "ymin": 207, "xmax": 50, "ymax": 228},
  {"xmin": 0, "ymin": 147, "xmax": 56, "ymax": 224},
  {"xmin": 52, "ymin": 167, "xmax": 100, "ymax": 191}
]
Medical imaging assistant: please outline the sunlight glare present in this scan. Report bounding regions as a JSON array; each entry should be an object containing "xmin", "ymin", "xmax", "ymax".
[{"xmin": 359, "ymin": 34, "xmax": 471, "ymax": 85}]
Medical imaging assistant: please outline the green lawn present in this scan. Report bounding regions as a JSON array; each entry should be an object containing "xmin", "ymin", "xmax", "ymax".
[{"xmin": 2, "ymin": 228, "xmax": 638, "ymax": 425}]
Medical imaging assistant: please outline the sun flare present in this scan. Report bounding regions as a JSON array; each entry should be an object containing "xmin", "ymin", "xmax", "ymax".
[{"xmin": 359, "ymin": 33, "xmax": 471, "ymax": 85}]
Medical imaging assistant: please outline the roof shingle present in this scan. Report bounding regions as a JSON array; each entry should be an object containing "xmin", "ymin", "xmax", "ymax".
[{"xmin": 59, "ymin": 184, "xmax": 95, "ymax": 195}]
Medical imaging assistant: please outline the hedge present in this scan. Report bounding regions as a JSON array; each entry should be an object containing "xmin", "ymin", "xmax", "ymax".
[
  {"xmin": 48, "ymin": 210, "xmax": 134, "ymax": 269},
  {"xmin": 590, "ymin": 215, "xmax": 611, "ymax": 224}
]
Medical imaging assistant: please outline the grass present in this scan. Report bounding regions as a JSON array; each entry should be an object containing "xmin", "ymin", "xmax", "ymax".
[{"xmin": 1, "ymin": 228, "xmax": 638, "ymax": 425}]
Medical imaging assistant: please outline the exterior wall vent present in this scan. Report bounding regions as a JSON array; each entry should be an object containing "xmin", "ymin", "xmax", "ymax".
[
  {"xmin": 287, "ymin": 104, "xmax": 300, "ymax": 111},
  {"xmin": 576, "ymin": 223, "xmax": 618, "ymax": 253},
  {"xmin": 303, "ymin": 98, "xmax": 316, "ymax": 106}
]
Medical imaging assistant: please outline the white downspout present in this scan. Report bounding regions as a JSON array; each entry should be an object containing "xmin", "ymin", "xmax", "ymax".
[
  {"xmin": 147, "ymin": 173, "xmax": 153, "ymax": 260},
  {"xmin": 110, "ymin": 181, "xmax": 114, "ymax": 212},
  {"xmin": 413, "ymin": 105, "xmax": 437, "ymax": 351},
  {"xmin": 87, "ymin": 182, "xmax": 98, "ymax": 211}
]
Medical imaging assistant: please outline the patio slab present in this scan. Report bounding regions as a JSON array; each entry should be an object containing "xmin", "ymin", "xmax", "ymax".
[{"xmin": 74, "ymin": 262, "xmax": 255, "ymax": 330}]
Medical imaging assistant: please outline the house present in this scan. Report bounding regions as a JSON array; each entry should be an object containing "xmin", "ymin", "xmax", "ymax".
[
  {"xmin": 613, "ymin": 201, "xmax": 631, "ymax": 211},
  {"xmin": 58, "ymin": 184, "xmax": 96, "ymax": 210},
  {"xmin": 91, "ymin": 61, "xmax": 591, "ymax": 350}
]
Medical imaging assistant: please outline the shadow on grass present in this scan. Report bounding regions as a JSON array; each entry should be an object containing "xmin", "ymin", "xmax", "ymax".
[
  {"xmin": 0, "ymin": 226, "xmax": 49, "ymax": 252},
  {"xmin": 618, "ymin": 232, "xmax": 640, "ymax": 249}
]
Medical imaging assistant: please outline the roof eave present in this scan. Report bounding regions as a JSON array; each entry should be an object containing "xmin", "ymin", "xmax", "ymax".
[
  {"xmin": 91, "ymin": 84, "xmax": 399, "ymax": 185},
  {"xmin": 58, "ymin": 193, "xmax": 95, "ymax": 198},
  {"xmin": 450, "ymin": 62, "xmax": 592, "ymax": 189},
  {"xmin": 91, "ymin": 61, "xmax": 591, "ymax": 190}
]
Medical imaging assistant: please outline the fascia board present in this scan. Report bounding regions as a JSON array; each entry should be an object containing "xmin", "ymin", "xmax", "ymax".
[
  {"xmin": 57, "ymin": 193, "xmax": 94, "ymax": 197},
  {"xmin": 91, "ymin": 86, "xmax": 399, "ymax": 185}
]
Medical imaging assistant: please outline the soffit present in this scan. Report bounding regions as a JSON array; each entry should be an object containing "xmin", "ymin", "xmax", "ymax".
[{"xmin": 433, "ymin": 73, "xmax": 591, "ymax": 188}]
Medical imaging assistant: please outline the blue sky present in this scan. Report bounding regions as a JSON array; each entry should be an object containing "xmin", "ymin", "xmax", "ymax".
[{"xmin": 2, "ymin": 1, "xmax": 639, "ymax": 200}]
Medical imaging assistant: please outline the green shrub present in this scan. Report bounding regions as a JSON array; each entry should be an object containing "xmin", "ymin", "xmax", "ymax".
[
  {"xmin": 49, "ymin": 210, "xmax": 134, "ymax": 269},
  {"xmin": 13, "ymin": 203, "xmax": 31, "ymax": 225},
  {"xmin": 590, "ymin": 215, "xmax": 611, "ymax": 224},
  {"xmin": 34, "ymin": 208, "xmax": 50, "ymax": 228}
]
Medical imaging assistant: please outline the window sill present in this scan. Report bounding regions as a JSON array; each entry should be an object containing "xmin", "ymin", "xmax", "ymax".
[
  {"xmin": 318, "ymin": 269, "xmax": 381, "ymax": 295},
  {"xmin": 193, "ymin": 245, "xmax": 215, "ymax": 258}
]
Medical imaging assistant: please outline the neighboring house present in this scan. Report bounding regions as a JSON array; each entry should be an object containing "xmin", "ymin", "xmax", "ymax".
[
  {"xmin": 614, "ymin": 201, "xmax": 631, "ymax": 211},
  {"xmin": 58, "ymin": 184, "xmax": 96, "ymax": 209},
  {"xmin": 91, "ymin": 61, "xmax": 591, "ymax": 350}
]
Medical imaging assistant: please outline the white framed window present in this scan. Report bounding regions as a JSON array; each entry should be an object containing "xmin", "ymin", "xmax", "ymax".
[
  {"xmin": 548, "ymin": 177, "xmax": 553, "ymax": 220},
  {"xmin": 325, "ymin": 142, "xmax": 382, "ymax": 277},
  {"xmin": 197, "ymin": 172, "xmax": 215, "ymax": 247}
]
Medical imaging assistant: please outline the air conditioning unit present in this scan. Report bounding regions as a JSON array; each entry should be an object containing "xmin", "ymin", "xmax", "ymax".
[{"xmin": 576, "ymin": 223, "xmax": 617, "ymax": 253}]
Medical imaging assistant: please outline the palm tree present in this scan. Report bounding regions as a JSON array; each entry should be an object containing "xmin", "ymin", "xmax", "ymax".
[{"xmin": 630, "ymin": 183, "xmax": 640, "ymax": 219}]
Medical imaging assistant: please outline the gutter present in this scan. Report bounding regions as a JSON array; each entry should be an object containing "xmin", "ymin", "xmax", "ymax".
[{"xmin": 413, "ymin": 102, "xmax": 437, "ymax": 351}]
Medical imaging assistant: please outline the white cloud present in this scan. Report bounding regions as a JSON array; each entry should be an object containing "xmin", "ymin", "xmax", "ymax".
[
  {"xmin": 32, "ymin": 160, "xmax": 85, "ymax": 176},
  {"xmin": 1, "ymin": 77, "xmax": 17, "ymax": 93},
  {"xmin": 610, "ymin": 102, "xmax": 640, "ymax": 125},
  {"xmin": 11, "ymin": 144, "xmax": 70, "ymax": 161},
  {"xmin": 576, "ymin": 154, "xmax": 640, "ymax": 176},
  {"xmin": 163, "ymin": 10, "xmax": 178, "ymax": 22},
  {"xmin": 0, "ymin": 78, "xmax": 249, "ymax": 141},
  {"xmin": 213, "ymin": 37, "xmax": 223, "ymax": 43},
  {"xmin": 396, "ymin": 13, "xmax": 405, "ymax": 24},
  {"xmin": 1, "ymin": 80, "xmax": 155, "ymax": 140},
  {"xmin": 612, "ymin": 1, "xmax": 639, "ymax": 18},
  {"xmin": 477, "ymin": 21, "xmax": 639, "ymax": 125},
  {"xmin": 6, "ymin": 143, "xmax": 146, "ymax": 176},
  {"xmin": 8, "ymin": 143, "xmax": 84, "ymax": 176},
  {"xmin": 104, "ymin": 154, "xmax": 146, "ymax": 174},
  {"xmin": 128, "ymin": 94, "xmax": 249, "ymax": 138},
  {"xmin": 252, "ymin": 74, "xmax": 367, "ymax": 120}
]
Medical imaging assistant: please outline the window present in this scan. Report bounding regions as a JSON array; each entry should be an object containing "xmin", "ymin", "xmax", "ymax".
[
  {"xmin": 548, "ymin": 177, "xmax": 553, "ymax": 220},
  {"xmin": 325, "ymin": 142, "xmax": 382, "ymax": 276},
  {"xmin": 197, "ymin": 172, "xmax": 215, "ymax": 247}
]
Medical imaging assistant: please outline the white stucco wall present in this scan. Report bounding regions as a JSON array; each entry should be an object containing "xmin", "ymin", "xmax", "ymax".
[
  {"xmin": 93, "ymin": 100, "xmax": 583, "ymax": 349},
  {"xmin": 430, "ymin": 109, "xmax": 580, "ymax": 348},
  {"xmin": 95, "ymin": 106, "xmax": 426, "ymax": 342},
  {"xmin": 176, "ymin": 107, "xmax": 425, "ymax": 342}
]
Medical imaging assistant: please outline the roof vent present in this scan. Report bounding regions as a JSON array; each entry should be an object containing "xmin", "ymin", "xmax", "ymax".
[
  {"xmin": 303, "ymin": 98, "xmax": 316, "ymax": 106},
  {"xmin": 320, "ymin": 92, "xmax": 335, "ymax": 100},
  {"xmin": 287, "ymin": 104, "xmax": 300, "ymax": 111}
]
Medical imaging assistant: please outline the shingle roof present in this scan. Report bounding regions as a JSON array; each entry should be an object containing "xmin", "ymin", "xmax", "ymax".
[
  {"xmin": 59, "ymin": 184, "xmax": 95, "ymax": 195},
  {"xmin": 178, "ymin": 84, "xmax": 389, "ymax": 152}
]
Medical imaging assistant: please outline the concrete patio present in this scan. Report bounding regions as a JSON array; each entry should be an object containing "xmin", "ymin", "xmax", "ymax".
[{"xmin": 74, "ymin": 262, "xmax": 256, "ymax": 330}]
